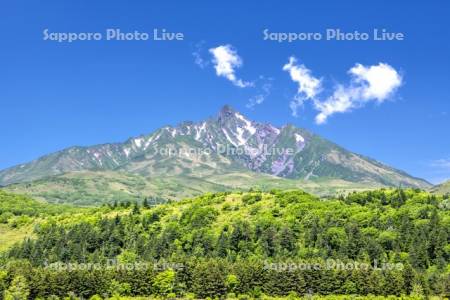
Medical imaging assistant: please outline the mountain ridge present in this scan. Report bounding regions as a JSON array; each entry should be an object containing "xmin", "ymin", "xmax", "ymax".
[
  {"xmin": 431, "ymin": 180, "xmax": 450, "ymax": 195},
  {"xmin": 0, "ymin": 105, "xmax": 431, "ymax": 203}
]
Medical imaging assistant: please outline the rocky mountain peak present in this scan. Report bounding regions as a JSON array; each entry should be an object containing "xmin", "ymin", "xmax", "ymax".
[
  {"xmin": 217, "ymin": 105, "xmax": 240, "ymax": 124},
  {"xmin": 0, "ymin": 105, "xmax": 431, "ymax": 190}
]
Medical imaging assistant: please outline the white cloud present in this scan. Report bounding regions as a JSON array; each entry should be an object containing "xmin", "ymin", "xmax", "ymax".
[
  {"xmin": 192, "ymin": 41, "xmax": 209, "ymax": 69},
  {"xmin": 427, "ymin": 158, "xmax": 450, "ymax": 184},
  {"xmin": 247, "ymin": 80, "xmax": 272, "ymax": 109},
  {"xmin": 430, "ymin": 158, "xmax": 450, "ymax": 170},
  {"xmin": 313, "ymin": 84, "xmax": 359, "ymax": 124},
  {"xmin": 314, "ymin": 63, "xmax": 402, "ymax": 124},
  {"xmin": 282, "ymin": 57, "xmax": 322, "ymax": 117},
  {"xmin": 283, "ymin": 57, "xmax": 402, "ymax": 123},
  {"xmin": 350, "ymin": 63, "xmax": 402, "ymax": 101},
  {"xmin": 209, "ymin": 45, "xmax": 252, "ymax": 88}
]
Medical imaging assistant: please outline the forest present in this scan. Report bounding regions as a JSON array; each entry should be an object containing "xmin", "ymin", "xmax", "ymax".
[{"xmin": 0, "ymin": 188, "xmax": 449, "ymax": 299}]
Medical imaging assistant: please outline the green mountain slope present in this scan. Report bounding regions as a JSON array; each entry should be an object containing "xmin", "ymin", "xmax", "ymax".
[
  {"xmin": 0, "ymin": 190, "xmax": 83, "ymax": 251},
  {"xmin": 431, "ymin": 180, "xmax": 450, "ymax": 195},
  {"xmin": 3, "ymin": 170, "xmax": 389, "ymax": 206}
]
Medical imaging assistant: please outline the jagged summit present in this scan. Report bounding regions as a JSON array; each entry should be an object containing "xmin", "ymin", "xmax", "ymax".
[
  {"xmin": 219, "ymin": 104, "xmax": 236, "ymax": 114},
  {"xmin": 218, "ymin": 105, "xmax": 238, "ymax": 122},
  {"xmin": 217, "ymin": 105, "xmax": 249, "ymax": 124}
]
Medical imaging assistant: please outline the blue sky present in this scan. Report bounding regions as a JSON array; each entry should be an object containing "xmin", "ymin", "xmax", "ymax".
[{"xmin": 1, "ymin": 0, "xmax": 449, "ymax": 183}]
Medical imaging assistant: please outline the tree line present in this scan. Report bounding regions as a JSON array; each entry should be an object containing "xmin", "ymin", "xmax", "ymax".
[{"xmin": 1, "ymin": 188, "xmax": 449, "ymax": 298}]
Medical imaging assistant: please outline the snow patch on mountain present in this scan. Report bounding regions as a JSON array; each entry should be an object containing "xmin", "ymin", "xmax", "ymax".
[
  {"xmin": 134, "ymin": 138, "xmax": 143, "ymax": 148},
  {"xmin": 295, "ymin": 133, "xmax": 305, "ymax": 143},
  {"xmin": 195, "ymin": 122, "xmax": 207, "ymax": 141},
  {"xmin": 236, "ymin": 112, "xmax": 256, "ymax": 135},
  {"xmin": 222, "ymin": 128, "xmax": 237, "ymax": 147},
  {"xmin": 236, "ymin": 127, "xmax": 247, "ymax": 146}
]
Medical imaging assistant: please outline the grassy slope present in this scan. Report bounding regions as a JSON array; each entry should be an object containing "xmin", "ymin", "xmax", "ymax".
[
  {"xmin": 0, "ymin": 190, "xmax": 81, "ymax": 215},
  {"xmin": 0, "ymin": 190, "xmax": 88, "ymax": 251},
  {"xmin": 2, "ymin": 170, "xmax": 384, "ymax": 206},
  {"xmin": 0, "ymin": 224, "xmax": 34, "ymax": 252},
  {"xmin": 431, "ymin": 180, "xmax": 450, "ymax": 195}
]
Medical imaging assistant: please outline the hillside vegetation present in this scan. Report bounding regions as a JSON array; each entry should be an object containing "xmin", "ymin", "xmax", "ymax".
[
  {"xmin": 0, "ymin": 190, "xmax": 82, "ymax": 224},
  {"xmin": 431, "ymin": 180, "xmax": 450, "ymax": 195},
  {"xmin": 0, "ymin": 191, "xmax": 88, "ymax": 252},
  {"xmin": 2, "ymin": 170, "xmax": 386, "ymax": 206},
  {"xmin": 0, "ymin": 188, "xmax": 449, "ymax": 299}
]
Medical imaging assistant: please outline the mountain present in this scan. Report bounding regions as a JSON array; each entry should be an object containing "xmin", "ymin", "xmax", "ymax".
[
  {"xmin": 431, "ymin": 180, "xmax": 450, "ymax": 195},
  {"xmin": 0, "ymin": 106, "xmax": 430, "ymax": 204}
]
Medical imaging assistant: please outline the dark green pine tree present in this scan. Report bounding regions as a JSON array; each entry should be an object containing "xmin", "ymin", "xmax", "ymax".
[
  {"xmin": 279, "ymin": 226, "xmax": 296, "ymax": 253},
  {"xmin": 409, "ymin": 227, "xmax": 429, "ymax": 269},
  {"xmin": 427, "ymin": 209, "xmax": 447, "ymax": 267},
  {"xmin": 383, "ymin": 271, "xmax": 405, "ymax": 296},
  {"xmin": 216, "ymin": 227, "xmax": 229, "ymax": 258},
  {"xmin": 132, "ymin": 202, "xmax": 141, "ymax": 215},
  {"xmin": 143, "ymin": 198, "xmax": 150, "ymax": 209}
]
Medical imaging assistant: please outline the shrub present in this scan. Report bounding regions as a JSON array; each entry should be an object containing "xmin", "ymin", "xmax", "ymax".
[
  {"xmin": 152, "ymin": 269, "xmax": 176, "ymax": 296},
  {"xmin": 4, "ymin": 275, "xmax": 29, "ymax": 300},
  {"xmin": 242, "ymin": 194, "xmax": 262, "ymax": 205}
]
